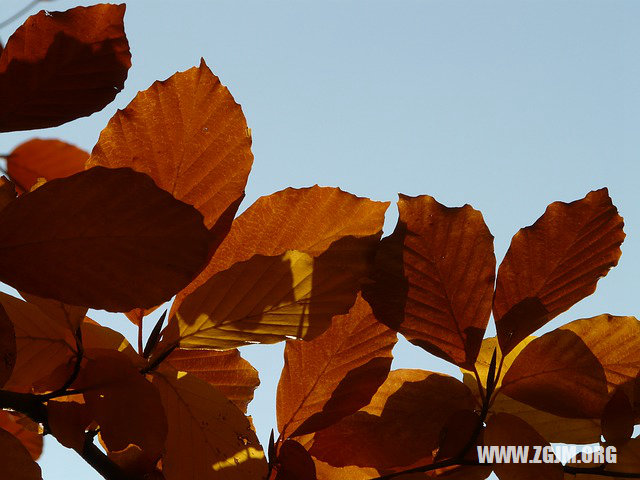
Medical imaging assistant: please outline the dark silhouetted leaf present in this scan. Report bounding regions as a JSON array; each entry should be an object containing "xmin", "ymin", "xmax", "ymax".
[
  {"xmin": 0, "ymin": 411, "xmax": 42, "ymax": 460},
  {"xmin": 0, "ymin": 303, "xmax": 16, "ymax": 387},
  {"xmin": 275, "ymin": 440, "xmax": 316, "ymax": 480},
  {"xmin": 0, "ymin": 427, "xmax": 42, "ymax": 479},
  {"xmin": 602, "ymin": 389, "xmax": 634, "ymax": 445}
]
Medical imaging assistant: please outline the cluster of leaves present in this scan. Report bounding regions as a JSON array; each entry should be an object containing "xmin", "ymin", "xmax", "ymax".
[{"xmin": 0, "ymin": 3, "xmax": 638, "ymax": 480}]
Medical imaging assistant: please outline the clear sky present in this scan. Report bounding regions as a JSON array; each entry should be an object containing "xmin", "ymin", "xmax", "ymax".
[{"xmin": 1, "ymin": 1, "xmax": 639, "ymax": 478}]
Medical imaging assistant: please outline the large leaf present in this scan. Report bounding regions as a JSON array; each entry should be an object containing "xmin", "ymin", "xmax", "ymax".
[
  {"xmin": 565, "ymin": 438, "xmax": 640, "ymax": 479},
  {"xmin": 0, "ymin": 167, "xmax": 210, "ymax": 311},
  {"xmin": 87, "ymin": 59, "xmax": 252, "ymax": 230},
  {"xmin": 7, "ymin": 139, "xmax": 88, "ymax": 194},
  {"xmin": 277, "ymin": 294, "xmax": 396, "ymax": 438},
  {"xmin": 310, "ymin": 369, "xmax": 475, "ymax": 470},
  {"xmin": 0, "ymin": 4, "xmax": 131, "ymax": 132},
  {"xmin": 484, "ymin": 413, "xmax": 563, "ymax": 480},
  {"xmin": 176, "ymin": 186, "xmax": 388, "ymax": 302},
  {"xmin": 0, "ymin": 427, "xmax": 42, "ymax": 479},
  {"xmin": 151, "ymin": 366, "xmax": 268, "ymax": 480},
  {"xmin": 167, "ymin": 348, "xmax": 259, "ymax": 413},
  {"xmin": 20, "ymin": 292, "xmax": 87, "ymax": 332},
  {"xmin": 364, "ymin": 194, "xmax": 495, "ymax": 369},
  {"xmin": 165, "ymin": 239, "xmax": 376, "ymax": 349},
  {"xmin": 0, "ymin": 411, "xmax": 42, "ymax": 461},
  {"xmin": 0, "ymin": 303, "xmax": 16, "ymax": 387},
  {"xmin": 494, "ymin": 189, "xmax": 625, "ymax": 353}
]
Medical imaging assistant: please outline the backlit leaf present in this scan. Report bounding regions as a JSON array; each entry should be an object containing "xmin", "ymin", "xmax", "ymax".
[
  {"xmin": 0, "ymin": 4, "xmax": 131, "ymax": 132},
  {"xmin": 0, "ymin": 176, "xmax": 17, "ymax": 211},
  {"xmin": 0, "ymin": 303, "xmax": 16, "ymax": 387},
  {"xmin": 494, "ymin": 189, "xmax": 624, "ymax": 354},
  {"xmin": 275, "ymin": 440, "xmax": 316, "ymax": 480},
  {"xmin": 310, "ymin": 369, "xmax": 475, "ymax": 470},
  {"xmin": 565, "ymin": 438, "xmax": 640, "ymax": 479},
  {"xmin": 176, "ymin": 186, "xmax": 388, "ymax": 302},
  {"xmin": 601, "ymin": 389, "xmax": 634, "ymax": 444},
  {"xmin": 167, "ymin": 348, "xmax": 259, "ymax": 413},
  {"xmin": 151, "ymin": 366, "xmax": 268, "ymax": 480},
  {"xmin": 87, "ymin": 59, "xmax": 251, "ymax": 230},
  {"xmin": 0, "ymin": 167, "xmax": 210, "ymax": 311},
  {"xmin": 0, "ymin": 427, "xmax": 42, "ymax": 479},
  {"xmin": 364, "ymin": 194, "xmax": 495, "ymax": 369},
  {"xmin": 277, "ymin": 294, "xmax": 396, "ymax": 438},
  {"xmin": 166, "ymin": 239, "xmax": 375, "ymax": 349},
  {"xmin": 0, "ymin": 411, "xmax": 42, "ymax": 460},
  {"xmin": 485, "ymin": 413, "xmax": 563, "ymax": 480},
  {"xmin": 20, "ymin": 292, "xmax": 87, "ymax": 332},
  {"xmin": 6, "ymin": 139, "xmax": 88, "ymax": 194},
  {"xmin": 46, "ymin": 400, "xmax": 90, "ymax": 452}
]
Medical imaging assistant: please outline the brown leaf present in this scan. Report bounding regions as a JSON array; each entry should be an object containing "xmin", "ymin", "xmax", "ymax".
[
  {"xmin": 6, "ymin": 139, "xmax": 88, "ymax": 194},
  {"xmin": 277, "ymin": 294, "xmax": 396, "ymax": 438},
  {"xmin": 275, "ymin": 440, "xmax": 317, "ymax": 480},
  {"xmin": 87, "ymin": 59, "xmax": 252, "ymax": 230},
  {"xmin": 0, "ymin": 302, "xmax": 16, "ymax": 387},
  {"xmin": 0, "ymin": 176, "xmax": 17, "ymax": 211},
  {"xmin": 0, "ymin": 411, "xmax": 42, "ymax": 460},
  {"xmin": 484, "ymin": 413, "xmax": 563, "ymax": 480},
  {"xmin": 20, "ymin": 292, "xmax": 87, "ymax": 332},
  {"xmin": 0, "ymin": 4, "xmax": 130, "ymax": 132},
  {"xmin": 435, "ymin": 409, "xmax": 481, "ymax": 461},
  {"xmin": 601, "ymin": 389, "xmax": 634, "ymax": 445},
  {"xmin": 0, "ymin": 292, "xmax": 75, "ymax": 391},
  {"xmin": 494, "ymin": 189, "xmax": 625, "ymax": 354},
  {"xmin": 175, "ymin": 185, "xmax": 388, "ymax": 303},
  {"xmin": 167, "ymin": 348, "xmax": 259, "ymax": 413},
  {"xmin": 565, "ymin": 438, "xmax": 640, "ymax": 479},
  {"xmin": 46, "ymin": 400, "xmax": 91, "ymax": 452},
  {"xmin": 363, "ymin": 195, "xmax": 495, "ymax": 369},
  {"xmin": 0, "ymin": 427, "xmax": 42, "ymax": 479},
  {"xmin": 165, "ymin": 239, "xmax": 376, "ymax": 349},
  {"xmin": 310, "ymin": 369, "xmax": 475, "ymax": 470},
  {"xmin": 0, "ymin": 167, "xmax": 210, "ymax": 311},
  {"xmin": 151, "ymin": 366, "xmax": 268, "ymax": 480}
]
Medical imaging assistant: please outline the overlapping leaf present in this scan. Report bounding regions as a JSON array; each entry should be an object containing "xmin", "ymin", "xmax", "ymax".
[
  {"xmin": 0, "ymin": 4, "xmax": 131, "ymax": 131},
  {"xmin": 277, "ymin": 294, "xmax": 396, "ymax": 438},
  {"xmin": 151, "ymin": 366, "xmax": 268, "ymax": 480},
  {"xmin": 167, "ymin": 348, "xmax": 259, "ymax": 412},
  {"xmin": 20, "ymin": 292, "xmax": 87, "ymax": 332},
  {"xmin": 0, "ymin": 411, "xmax": 42, "ymax": 460},
  {"xmin": 275, "ymin": 440, "xmax": 317, "ymax": 480},
  {"xmin": 0, "ymin": 167, "xmax": 210, "ymax": 311},
  {"xmin": 364, "ymin": 194, "xmax": 495, "ymax": 369},
  {"xmin": 494, "ymin": 189, "xmax": 625, "ymax": 353},
  {"xmin": 0, "ymin": 177, "xmax": 17, "ymax": 211},
  {"xmin": 601, "ymin": 389, "xmax": 634, "ymax": 444},
  {"xmin": 0, "ymin": 427, "xmax": 42, "ymax": 479},
  {"xmin": 0, "ymin": 303, "xmax": 16, "ymax": 387},
  {"xmin": 87, "ymin": 59, "xmax": 252, "ymax": 230},
  {"xmin": 7, "ymin": 139, "xmax": 88, "ymax": 194}
]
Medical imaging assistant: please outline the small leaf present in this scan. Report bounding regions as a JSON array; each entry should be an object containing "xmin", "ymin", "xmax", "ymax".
[
  {"xmin": 0, "ymin": 411, "xmax": 42, "ymax": 460},
  {"xmin": 275, "ymin": 440, "xmax": 316, "ymax": 480},
  {"xmin": 0, "ymin": 4, "xmax": 131, "ymax": 131},
  {"xmin": 602, "ymin": 389, "xmax": 634, "ymax": 445},
  {"xmin": 0, "ymin": 167, "xmax": 210, "ymax": 311},
  {"xmin": 494, "ymin": 189, "xmax": 625, "ymax": 354},
  {"xmin": 143, "ymin": 311, "xmax": 167, "ymax": 359},
  {"xmin": 277, "ymin": 294, "xmax": 396, "ymax": 438},
  {"xmin": 0, "ymin": 427, "xmax": 42, "ymax": 479},
  {"xmin": 167, "ymin": 348, "xmax": 259, "ymax": 413},
  {"xmin": 151, "ymin": 366, "xmax": 268, "ymax": 480},
  {"xmin": 363, "ymin": 194, "xmax": 495, "ymax": 369},
  {"xmin": 6, "ymin": 139, "xmax": 88, "ymax": 194}
]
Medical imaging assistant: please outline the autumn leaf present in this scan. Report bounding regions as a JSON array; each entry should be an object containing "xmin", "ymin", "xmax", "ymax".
[
  {"xmin": 310, "ymin": 369, "xmax": 475, "ymax": 470},
  {"xmin": 0, "ymin": 4, "xmax": 131, "ymax": 132},
  {"xmin": 167, "ymin": 348, "xmax": 259, "ymax": 413},
  {"xmin": 20, "ymin": 292, "xmax": 87, "ymax": 332},
  {"xmin": 601, "ymin": 389, "xmax": 634, "ymax": 445},
  {"xmin": 165, "ymin": 238, "xmax": 377, "ymax": 349},
  {"xmin": 493, "ymin": 188, "xmax": 625, "ymax": 354},
  {"xmin": 0, "ymin": 303, "xmax": 16, "ymax": 387},
  {"xmin": 0, "ymin": 411, "xmax": 42, "ymax": 460},
  {"xmin": 87, "ymin": 59, "xmax": 252, "ymax": 231},
  {"xmin": 0, "ymin": 167, "xmax": 210, "ymax": 311},
  {"xmin": 565, "ymin": 438, "xmax": 640, "ymax": 479},
  {"xmin": 0, "ymin": 176, "xmax": 17, "ymax": 211},
  {"xmin": 176, "ymin": 185, "xmax": 388, "ymax": 303},
  {"xmin": 46, "ymin": 400, "xmax": 91, "ymax": 452},
  {"xmin": 277, "ymin": 294, "xmax": 397, "ymax": 438},
  {"xmin": 363, "ymin": 194, "xmax": 495, "ymax": 369},
  {"xmin": 6, "ymin": 139, "xmax": 88, "ymax": 194},
  {"xmin": 275, "ymin": 440, "xmax": 317, "ymax": 480},
  {"xmin": 0, "ymin": 427, "xmax": 42, "ymax": 479},
  {"xmin": 485, "ymin": 413, "xmax": 563, "ymax": 480},
  {"xmin": 151, "ymin": 366, "xmax": 268, "ymax": 480}
]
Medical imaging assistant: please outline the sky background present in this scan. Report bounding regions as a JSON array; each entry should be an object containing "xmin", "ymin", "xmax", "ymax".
[{"xmin": 1, "ymin": 0, "xmax": 639, "ymax": 478}]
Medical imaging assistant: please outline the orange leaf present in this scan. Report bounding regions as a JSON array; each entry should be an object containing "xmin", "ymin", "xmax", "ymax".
[
  {"xmin": 6, "ymin": 139, "xmax": 88, "ymax": 194},
  {"xmin": 0, "ymin": 427, "xmax": 42, "ymax": 479},
  {"xmin": 310, "ymin": 369, "xmax": 475, "ymax": 470},
  {"xmin": 484, "ymin": 413, "xmax": 563, "ymax": 480},
  {"xmin": 0, "ymin": 167, "xmax": 210, "ymax": 311},
  {"xmin": 0, "ymin": 4, "xmax": 131, "ymax": 131},
  {"xmin": 46, "ymin": 400, "xmax": 91, "ymax": 452},
  {"xmin": 601, "ymin": 389, "xmax": 634, "ymax": 445},
  {"xmin": 277, "ymin": 294, "xmax": 397, "ymax": 438},
  {"xmin": 363, "ymin": 195, "xmax": 495, "ymax": 369},
  {"xmin": 275, "ymin": 440, "xmax": 317, "ymax": 480},
  {"xmin": 20, "ymin": 292, "xmax": 87, "ymax": 332},
  {"xmin": 167, "ymin": 348, "xmax": 259, "ymax": 413},
  {"xmin": 494, "ymin": 189, "xmax": 624, "ymax": 354},
  {"xmin": 87, "ymin": 59, "xmax": 251, "ymax": 230},
  {"xmin": 151, "ymin": 366, "xmax": 267, "ymax": 480},
  {"xmin": 0, "ymin": 411, "xmax": 42, "ymax": 460},
  {"xmin": 0, "ymin": 302, "xmax": 16, "ymax": 387},
  {"xmin": 175, "ymin": 186, "xmax": 388, "ymax": 303}
]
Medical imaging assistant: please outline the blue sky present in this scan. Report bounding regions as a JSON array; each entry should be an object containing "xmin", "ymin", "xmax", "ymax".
[{"xmin": 1, "ymin": 0, "xmax": 639, "ymax": 478}]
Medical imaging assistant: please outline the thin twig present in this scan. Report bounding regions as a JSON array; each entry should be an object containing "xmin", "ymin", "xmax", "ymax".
[{"xmin": 44, "ymin": 327, "xmax": 83, "ymax": 400}]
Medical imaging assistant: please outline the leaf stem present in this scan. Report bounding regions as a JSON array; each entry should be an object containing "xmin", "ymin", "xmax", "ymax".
[{"xmin": 44, "ymin": 327, "xmax": 83, "ymax": 400}]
